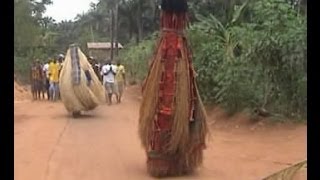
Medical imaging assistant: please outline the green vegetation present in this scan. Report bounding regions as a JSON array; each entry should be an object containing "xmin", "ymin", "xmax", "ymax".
[{"xmin": 120, "ymin": 0, "xmax": 307, "ymax": 120}]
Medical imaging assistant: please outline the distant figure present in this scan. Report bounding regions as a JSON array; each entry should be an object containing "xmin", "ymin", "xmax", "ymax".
[
  {"xmin": 88, "ymin": 56, "xmax": 101, "ymax": 82},
  {"xmin": 48, "ymin": 58, "xmax": 60, "ymax": 101},
  {"xmin": 42, "ymin": 59, "xmax": 51, "ymax": 100},
  {"xmin": 58, "ymin": 54, "xmax": 64, "ymax": 76},
  {"xmin": 30, "ymin": 59, "xmax": 43, "ymax": 100},
  {"xmin": 115, "ymin": 61, "xmax": 126, "ymax": 103},
  {"xmin": 97, "ymin": 60, "xmax": 103, "ymax": 83},
  {"xmin": 38, "ymin": 61, "xmax": 46, "ymax": 99},
  {"xmin": 57, "ymin": 54, "xmax": 64, "ymax": 100},
  {"xmin": 100, "ymin": 60, "xmax": 118, "ymax": 105}
]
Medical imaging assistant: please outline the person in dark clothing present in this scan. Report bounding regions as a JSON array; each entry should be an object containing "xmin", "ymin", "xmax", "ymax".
[
  {"xmin": 30, "ymin": 59, "xmax": 44, "ymax": 100},
  {"xmin": 88, "ymin": 56, "xmax": 101, "ymax": 83}
]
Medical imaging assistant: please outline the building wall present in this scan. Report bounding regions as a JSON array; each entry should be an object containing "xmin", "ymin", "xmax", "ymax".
[
  {"xmin": 88, "ymin": 49, "xmax": 122, "ymax": 63},
  {"xmin": 89, "ymin": 49, "xmax": 110, "ymax": 62}
]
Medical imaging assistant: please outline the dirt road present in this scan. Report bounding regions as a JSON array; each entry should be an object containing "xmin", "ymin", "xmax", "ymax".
[{"xmin": 14, "ymin": 86, "xmax": 306, "ymax": 180}]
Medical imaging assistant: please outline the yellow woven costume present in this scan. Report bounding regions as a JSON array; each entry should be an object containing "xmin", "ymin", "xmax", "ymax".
[{"xmin": 59, "ymin": 45, "xmax": 105, "ymax": 117}]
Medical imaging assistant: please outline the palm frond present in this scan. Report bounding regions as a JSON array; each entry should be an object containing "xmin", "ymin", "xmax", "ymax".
[{"xmin": 229, "ymin": 0, "xmax": 250, "ymax": 26}]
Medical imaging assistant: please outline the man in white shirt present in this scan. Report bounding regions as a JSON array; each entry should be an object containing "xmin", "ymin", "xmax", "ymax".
[
  {"xmin": 100, "ymin": 60, "xmax": 118, "ymax": 105},
  {"xmin": 42, "ymin": 60, "xmax": 50, "ymax": 100}
]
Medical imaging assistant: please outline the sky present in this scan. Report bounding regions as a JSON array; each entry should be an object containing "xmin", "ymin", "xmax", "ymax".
[{"xmin": 44, "ymin": 0, "xmax": 98, "ymax": 22}]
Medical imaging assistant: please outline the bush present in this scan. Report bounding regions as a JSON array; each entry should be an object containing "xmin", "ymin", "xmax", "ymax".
[
  {"xmin": 14, "ymin": 47, "xmax": 53, "ymax": 83},
  {"xmin": 14, "ymin": 56, "xmax": 32, "ymax": 83},
  {"xmin": 118, "ymin": 0, "xmax": 307, "ymax": 120},
  {"xmin": 119, "ymin": 35, "xmax": 157, "ymax": 84},
  {"xmin": 189, "ymin": 0, "xmax": 306, "ymax": 119}
]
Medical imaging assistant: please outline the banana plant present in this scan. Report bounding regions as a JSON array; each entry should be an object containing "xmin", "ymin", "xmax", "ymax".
[{"xmin": 193, "ymin": 0, "xmax": 250, "ymax": 61}]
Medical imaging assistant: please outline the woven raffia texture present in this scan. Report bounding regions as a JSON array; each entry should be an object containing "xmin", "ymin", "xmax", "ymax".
[{"xmin": 59, "ymin": 47, "xmax": 105, "ymax": 113}]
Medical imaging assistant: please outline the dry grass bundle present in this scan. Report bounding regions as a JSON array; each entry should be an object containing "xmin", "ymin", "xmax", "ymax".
[
  {"xmin": 262, "ymin": 160, "xmax": 307, "ymax": 180},
  {"xmin": 167, "ymin": 36, "xmax": 190, "ymax": 153},
  {"xmin": 59, "ymin": 47, "xmax": 104, "ymax": 113},
  {"xmin": 139, "ymin": 39, "xmax": 164, "ymax": 148},
  {"xmin": 77, "ymin": 50, "xmax": 105, "ymax": 104}
]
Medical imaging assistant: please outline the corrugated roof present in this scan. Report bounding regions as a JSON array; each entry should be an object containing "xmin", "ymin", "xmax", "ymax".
[{"xmin": 87, "ymin": 42, "xmax": 124, "ymax": 49}]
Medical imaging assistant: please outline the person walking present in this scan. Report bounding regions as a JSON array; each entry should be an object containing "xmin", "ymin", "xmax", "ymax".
[
  {"xmin": 115, "ymin": 61, "xmax": 126, "ymax": 103},
  {"xmin": 100, "ymin": 60, "xmax": 118, "ymax": 105}
]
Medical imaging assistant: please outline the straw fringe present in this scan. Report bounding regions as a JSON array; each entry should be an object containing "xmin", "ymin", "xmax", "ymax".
[
  {"xmin": 169, "ymin": 37, "xmax": 209, "ymax": 172},
  {"xmin": 59, "ymin": 48, "xmax": 104, "ymax": 113},
  {"xmin": 77, "ymin": 50, "xmax": 105, "ymax": 104},
  {"xmin": 139, "ymin": 40, "xmax": 164, "ymax": 148},
  {"xmin": 166, "ymin": 37, "xmax": 190, "ymax": 153}
]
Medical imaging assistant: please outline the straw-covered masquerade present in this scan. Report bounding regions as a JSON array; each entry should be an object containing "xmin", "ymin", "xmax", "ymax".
[
  {"xmin": 59, "ymin": 44, "xmax": 105, "ymax": 116},
  {"xmin": 138, "ymin": 0, "xmax": 209, "ymax": 177}
]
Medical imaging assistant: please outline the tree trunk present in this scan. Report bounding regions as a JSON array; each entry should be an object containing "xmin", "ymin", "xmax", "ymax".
[
  {"xmin": 90, "ymin": 25, "xmax": 95, "ymax": 42},
  {"xmin": 297, "ymin": 0, "xmax": 302, "ymax": 16},
  {"xmin": 129, "ymin": 26, "xmax": 133, "ymax": 40},
  {"xmin": 136, "ymin": 0, "xmax": 143, "ymax": 44},
  {"xmin": 114, "ymin": 1, "xmax": 119, "ymax": 56},
  {"xmin": 110, "ymin": 9, "xmax": 114, "ymax": 61},
  {"xmin": 150, "ymin": 0, "xmax": 157, "ymax": 31},
  {"xmin": 135, "ymin": 33, "xmax": 139, "ymax": 44}
]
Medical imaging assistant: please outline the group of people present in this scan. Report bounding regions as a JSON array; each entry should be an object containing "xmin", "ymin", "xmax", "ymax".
[
  {"xmin": 30, "ymin": 55, "xmax": 64, "ymax": 101},
  {"xmin": 31, "ymin": 55, "xmax": 126, "ymax": 105}
]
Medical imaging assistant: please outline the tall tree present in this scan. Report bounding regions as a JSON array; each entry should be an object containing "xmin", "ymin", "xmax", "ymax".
[
  {"xmin": 110, "ymin": 9, "xmax": 114, "ymax": 60},
  {"xmin": 14, "ymin": 0, "xmax": 40, "ymax": 54},
  {"xmin": 115, "ymin": 1, "xmax": 119, "ymax": 56}
]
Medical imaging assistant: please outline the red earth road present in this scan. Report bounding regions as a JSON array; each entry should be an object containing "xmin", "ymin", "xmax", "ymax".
[{"xmin": 14, "ymin": 86, "xmax": 306, "ymax": 180}]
